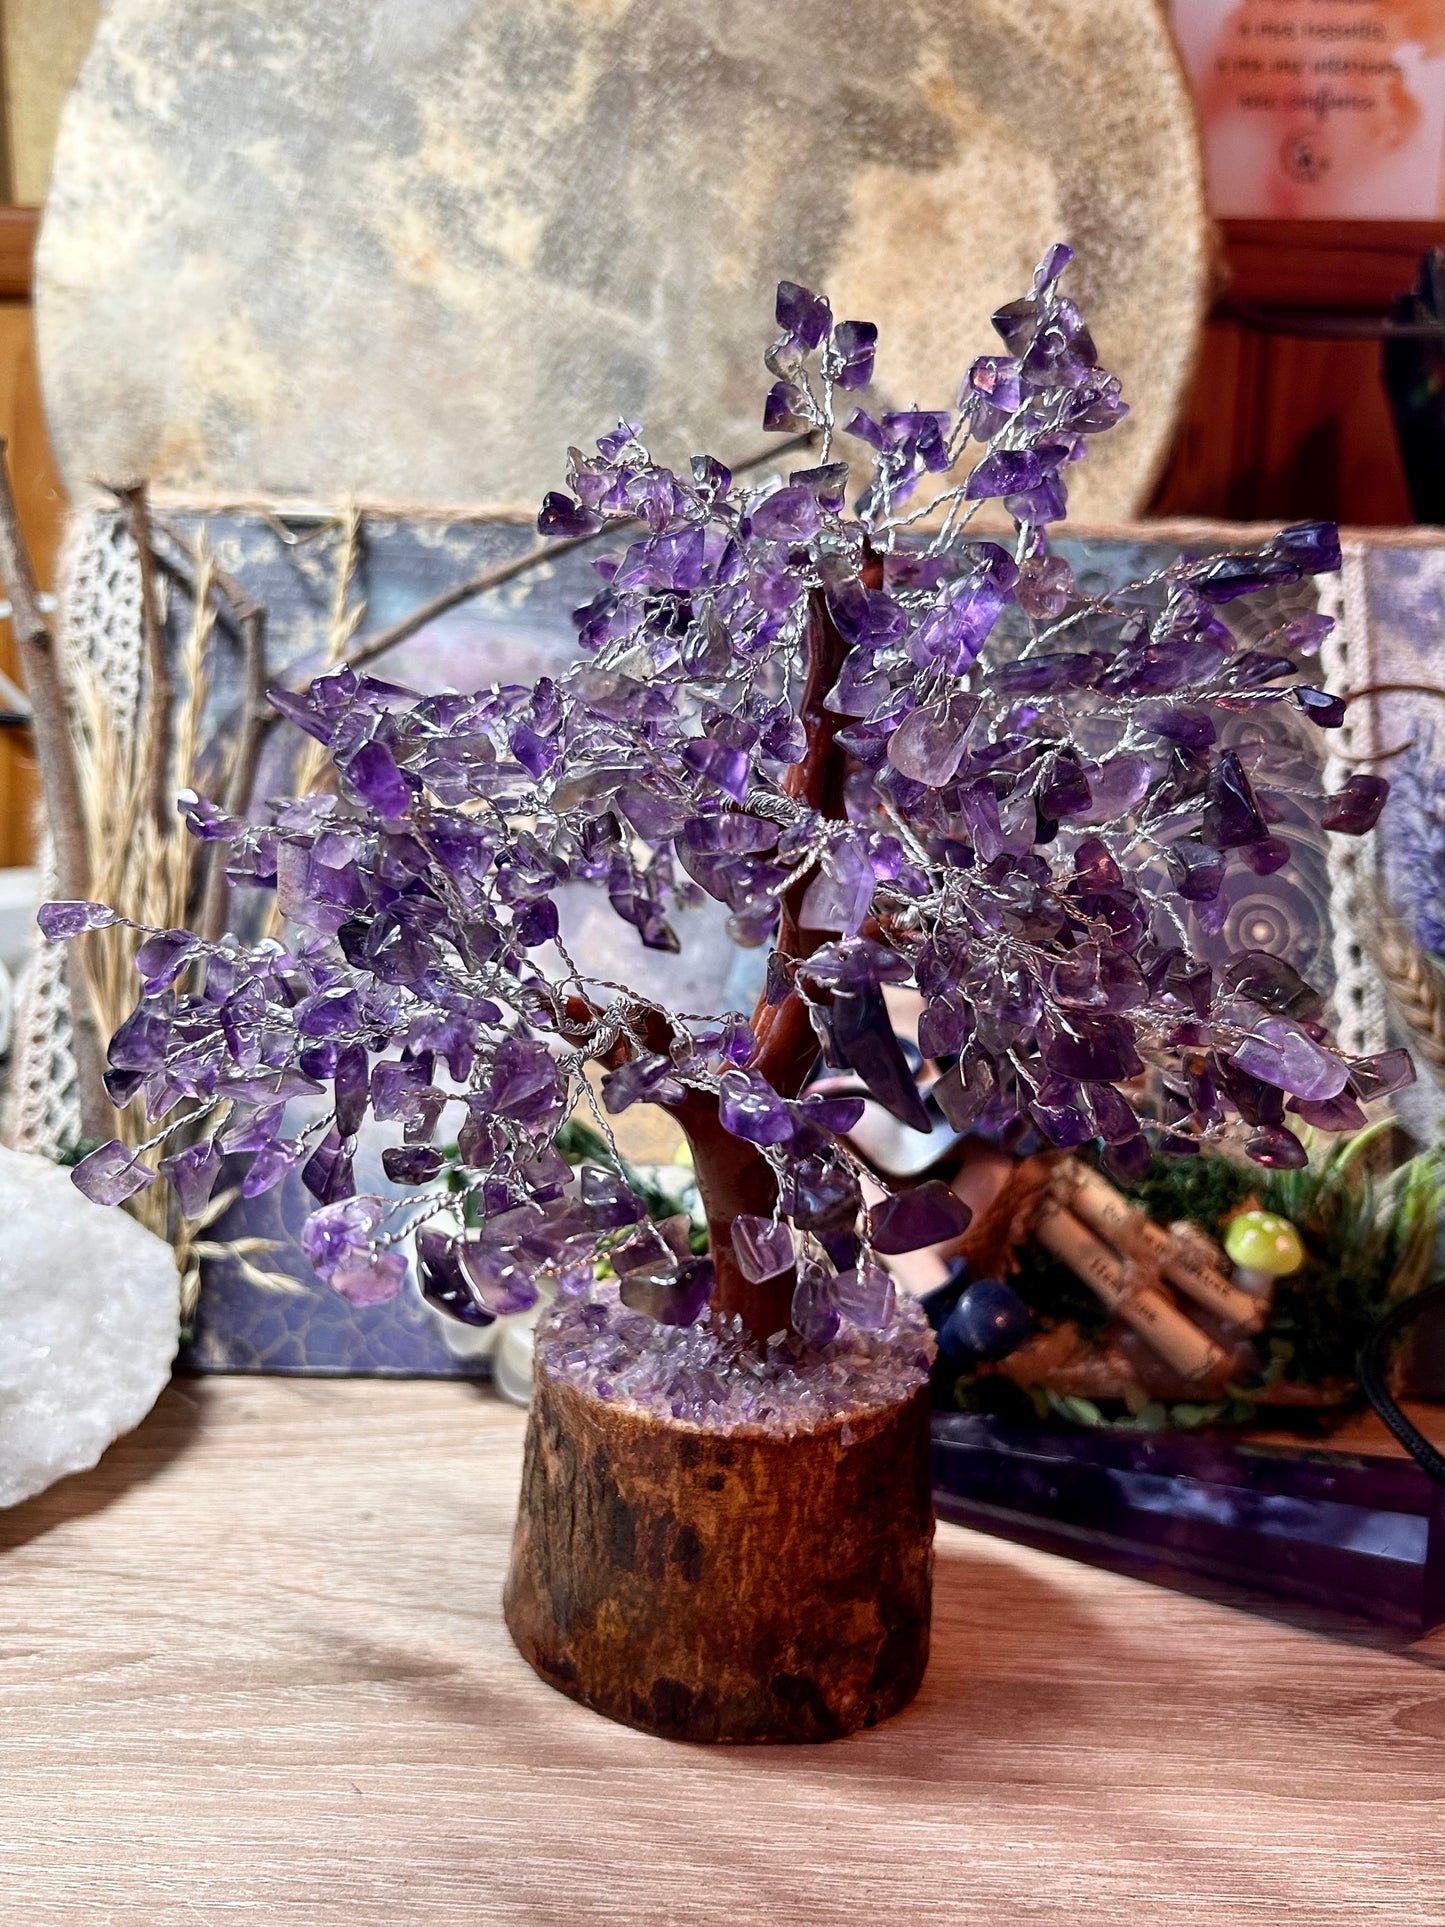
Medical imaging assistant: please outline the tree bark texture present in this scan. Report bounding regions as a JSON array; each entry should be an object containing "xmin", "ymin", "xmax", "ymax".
[
  {"xmin": 505, "ymin": 1358, "xmax": 934, "ymax": 1743},
  {"xmin": 685, "ymin": 560, "xmax": 881, "ymax": 1336}
]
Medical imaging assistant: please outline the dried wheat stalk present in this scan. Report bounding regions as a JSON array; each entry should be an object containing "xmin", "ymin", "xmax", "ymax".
[
  {"xmin": 0, "ymin": 470, "xmax": 285, "ymax": 1306},
  {"xmin": 261, "ymin": 506, "xmax": 364, "ymax": 941},
  {"xmin": 70, "ymin": 547, "xmax": 217, "ymax": 1234},
  {"xmin": 1359, "ymin": 891, "xmax": 1445, "ymax": 1077}
]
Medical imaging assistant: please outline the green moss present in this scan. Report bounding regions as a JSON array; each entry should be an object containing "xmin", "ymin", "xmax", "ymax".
[
  {"xmin": 1119, "ymin": 1150, "xmax": 1257, "ymax": 1235},
  {"xmin": 1058, "ymin": 1130, "xmax": 1442, "ymax": 1387}
]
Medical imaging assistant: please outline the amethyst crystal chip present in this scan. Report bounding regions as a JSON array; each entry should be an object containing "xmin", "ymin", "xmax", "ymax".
[
  {"xmin": 71, "ymin": 1139, "xmax": 156, "ymax": 1205},
  {"xmin": 135, "ymin": 929, "xmax": 198, "ymax": 992},
  {"xmin": 300, "ymin": 1196, "xmax": 381, "ymax": 1279},
  {"xmin": 38, "ymin": 899, "xmax": 119, "ymax": 940},
  {"xmin": 301, "ymin": 1130, "xmax": 355, "ymax": 1205},
  {"xmin": 1221, "ymin": 951, "xmax": 1324, "ymax": 1022},
  {"xmin": 1231, "ymin": 1017, "xmax": 1349, "ymax": 1103},
  {"xmin": 775, "ymin": 280, "xmax": 832, "ymax": 348},
  {"xmin": 1322, "ymin": 775, "xmax": 1389, "ymax": 836},
  {"xmin": 832, "ymin": 1258, "xmax": 896, "ymax": 1332},
  {"xmin": 296, "ymin": 1194, "xmax": 408, "ymax": 1302},
  {"xmin": 887, "ymin": 695, "xmax": 979, "ymax": 786},
  {"xmin": 791, "ymin": 1264, "xmax": 841, "ymax": 1349},
  {"xmin": 932, "ymin": 1057, "xmax": 996, "ymax": 1131},
  {"xmin": 733, "ymin": 1214, "xmax": 795, "ymax": 1282},
  {"xmin": 1244, "ymin": 1125, "xmax": 1309, "ymax": 1169},
  {"xmin": 1203, "ymin": 752, "xmax": 1268, "ymax": 849},
  {"xmin": 869, "ymin": 1181, "xmax": 972, "ymax": 1254},
  {"xmin": 1349, "ymin": 1049, "xmax": 1416, "ymax": 1102},
  {"xmin": 828, "ymin": 972, "xmax": 932, "ymax": 1132},
  {"xmin": 832, "ymin": 318, "xmax": 877, "ymax": 389},
  {"xmin": 1293, "ymin": 686, "xmax": 1347, "ymax": 729},
  {"xmin": 1290, "ymin": 1090, "xmax": 1368, "ymax": 1133},
  {"xmin": 416, "ymin": 1229, "xmax": 495, "ymax": 1327},
  {"xmin": 619, "ymin": 1256, "xmax": 715, "ymax": 1328},
  {"xmin": 331, "ymin": 1246, "xmax": 408, "ymax": 1306},
  {"xmin": 157, "ymin": 1138, "xmax": 221, "ymax": 1218},
  {"xmin": 718, "ymin": 1070, "xmax": 794, "ymax": 1145},
  {"xmin": 579, "ymin": 1164, "xmax": 646, "ymax": 1228},
  {"xmin": 1043, "ymin": 1017, "xmax": 1144, "ymax": 1084},
  {"xmin": 460, "ymin": 1241, "xmax": 538, "ymax": 1317}
]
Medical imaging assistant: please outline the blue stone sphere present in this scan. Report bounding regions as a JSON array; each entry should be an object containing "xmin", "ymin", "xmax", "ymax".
[{"xmin": 938, "ymin": 1279, "xmax": 1030, "ymax": 1363}]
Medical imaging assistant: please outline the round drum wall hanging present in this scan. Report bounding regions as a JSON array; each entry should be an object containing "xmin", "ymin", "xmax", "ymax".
[{"xmin": 36, "ymin": 0, "xmax": 1207, "ymax": 520}]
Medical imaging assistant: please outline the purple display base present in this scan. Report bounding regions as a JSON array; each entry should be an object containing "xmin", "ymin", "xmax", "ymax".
[{"xmin": 931, "ymin": 1412, "xmax": 1445, "ymax": 1633}]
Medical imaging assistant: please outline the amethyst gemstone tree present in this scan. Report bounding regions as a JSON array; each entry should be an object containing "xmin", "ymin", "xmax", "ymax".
[{"xmin": 45, "ymin": 247, "xmax": 1392, "ymax": 1742}]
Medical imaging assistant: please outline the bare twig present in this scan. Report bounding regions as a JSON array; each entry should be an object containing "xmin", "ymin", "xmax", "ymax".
[
  {"xmin": 344, "ymin": 528, "xmax": 599, "ymax": 675},
  {"xmin": 112, "ymin": 482, "xmax": 175, "ymax": 837},
  {"xmin": 198, "ymin": 596, "xmax": 267, "ymax": 940},
  {"xmin": 147, "ymin": 523, "xmax": 244, "ymax": 641},
  {"xmin": 0, "ymin": 443, "xmax": 111, "ymax": 1139},
  {"xmin": 336, "ymin": 431, "xmax": 814, "ymax": 680},
  {"xmin": 1348, "ymin": 681, "xmax": 1445, "ymax": 705},
  {"xmin": 196, "ymin": 568, "xmax": 267, "ymax": 940},
  {"xmin": 139, "ymin": 517, "xmax": 273, "ymax": 940},
  {"xmin": 215, "ymin": 600, "xmax": 268, "ymax": 819}
]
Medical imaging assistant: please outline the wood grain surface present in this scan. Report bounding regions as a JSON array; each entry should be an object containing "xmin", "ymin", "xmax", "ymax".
[{"xmin": 3, "ymin": 1376, "xmax": 1445, "ymax": 1926}]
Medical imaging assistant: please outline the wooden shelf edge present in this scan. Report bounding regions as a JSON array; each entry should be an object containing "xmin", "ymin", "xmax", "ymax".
[
  {"xmin": 1221, "ymin": 216, "xmax": 1445, "ymax": 311},
  {"xmin": 0, "ymin": 207, "xmax": 37, "ymax": 301}
]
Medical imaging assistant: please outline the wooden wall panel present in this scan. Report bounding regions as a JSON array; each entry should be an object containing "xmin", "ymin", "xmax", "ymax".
[
  {"xmin": 1156, "ymin": 324, "xmax": 1416, "ymax": 524},
  {"xmin": 1222, "ymin": 219, "xmax": 1445, "ymax": 311},
  {"xmin": 1155, "ymin": 219, "xmax": 1445, "ymax": 527},
  {"xmin": 0, "ymin": 209, "xmax": 65, "ymax": 867}
]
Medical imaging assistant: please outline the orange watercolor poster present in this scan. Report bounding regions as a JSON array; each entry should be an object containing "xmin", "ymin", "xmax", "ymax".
[{"xmin": 1170, "ymin": 0, "xmax": 1445, "ymax": 216}]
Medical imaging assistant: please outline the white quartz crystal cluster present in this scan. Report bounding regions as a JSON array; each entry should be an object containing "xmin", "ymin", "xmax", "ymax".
[{"xmin": 0, "ymin": 1147, "xmax": 179, "ymax": 1507}]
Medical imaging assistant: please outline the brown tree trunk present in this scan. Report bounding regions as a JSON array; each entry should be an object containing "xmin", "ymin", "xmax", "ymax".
[
  {"xmin": 505, "ymin": 1362, "xmax": 933, "ymax": 1742},
  {"xmin": 670, "ymin": 1087, "xmax": 796, "ymax": 1341},
  {"xmin": 672, "ymin": 564, "xmax": 878, "ymax": 1337}
]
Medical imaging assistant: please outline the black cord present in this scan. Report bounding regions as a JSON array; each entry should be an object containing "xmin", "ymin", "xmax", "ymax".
[{"xmin": 1358, "ymin": 1282, "xmax": 1445, "ymax": 1485}]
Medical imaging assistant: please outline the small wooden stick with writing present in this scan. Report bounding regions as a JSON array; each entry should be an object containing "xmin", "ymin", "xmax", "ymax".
[
  {"xmin": 1060, "ymin": 1160, "xmax": 1264, "ymax": 1331},
  {"xmin": 1034, "ymin": 1199, "xmax": 1230, "ymax": 1383}
]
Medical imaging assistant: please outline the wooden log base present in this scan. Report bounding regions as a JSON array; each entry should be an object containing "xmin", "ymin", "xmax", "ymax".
[{"xmin": 504, "ymin": 1357, "xmax": 934, "ymax": 1744}]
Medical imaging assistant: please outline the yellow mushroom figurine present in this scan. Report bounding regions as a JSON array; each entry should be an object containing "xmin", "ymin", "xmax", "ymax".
[{"xmin": 1223, "ymin": 1209, "xmax": 1305, "ymax": 1307}]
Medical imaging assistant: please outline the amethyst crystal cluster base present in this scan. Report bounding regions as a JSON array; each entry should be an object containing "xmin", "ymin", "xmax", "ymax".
[{"xmin": 541, "ymin": 1284, "xmax": 934, "ymax": 1433}]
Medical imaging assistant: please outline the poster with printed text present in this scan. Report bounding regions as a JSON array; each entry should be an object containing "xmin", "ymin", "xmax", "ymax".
[{"xmin": 1171, "ymin": 0, "xmax": 1445, "ymax": 217}]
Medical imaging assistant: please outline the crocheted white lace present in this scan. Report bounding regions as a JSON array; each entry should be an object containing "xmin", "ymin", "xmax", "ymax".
[
  {"xmin": 1318, "ymin": 546, "xmax": 1388, "ymax": 1063},
  {"xmin": 6, "ymin": 509, "xmax": 143, "ymax": 1155}
]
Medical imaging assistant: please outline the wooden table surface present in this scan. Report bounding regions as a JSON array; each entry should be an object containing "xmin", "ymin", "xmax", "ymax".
[{"xmin": 4, "ymin": 1377, "xmax": 1445, "ymax": 1926}]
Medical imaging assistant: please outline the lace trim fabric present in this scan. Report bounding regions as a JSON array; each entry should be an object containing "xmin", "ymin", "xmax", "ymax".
[
  {"xmin": 1319, "ymin": 546, "xmax": 1389, "ymax": 1062},
  {"xmin": 6, "ymin": 510, "xmax": 143, "ymax": 1155}
]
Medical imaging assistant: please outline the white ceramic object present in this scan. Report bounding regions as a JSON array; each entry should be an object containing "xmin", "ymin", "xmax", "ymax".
[
  {"xmin": 0, "ymin": 1145, "xmax": 179, "ymax": 1506},
  {"xmin": 429, "ymin": 1280, "xmax": 553, "ymax": 1408}
]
